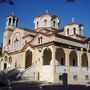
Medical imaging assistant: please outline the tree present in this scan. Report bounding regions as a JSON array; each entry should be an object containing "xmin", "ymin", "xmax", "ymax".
[
  {"xmin": 0, "ymin": 0, "xmax": 14, "ymax": 5},
  {"xmin": 66, "ymin": 0, "xmax": 75, "ymax": 3}
]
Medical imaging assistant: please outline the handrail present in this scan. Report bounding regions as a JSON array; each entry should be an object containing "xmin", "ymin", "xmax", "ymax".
[{"xmin": 21, "ymin": 66, "xmax": 35, "ymax": 74}]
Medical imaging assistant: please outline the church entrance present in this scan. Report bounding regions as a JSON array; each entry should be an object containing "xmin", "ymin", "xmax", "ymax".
[
  {"xmin": 4, "ymin": 63, "xmax": 7, "ymax": 69},
  {"xmin": 25, "ymin": 50, "xmax": 32, "ymax": 69}
]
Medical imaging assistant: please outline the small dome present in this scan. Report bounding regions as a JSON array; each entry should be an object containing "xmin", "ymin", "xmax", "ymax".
[
  {"xmin": 65, "ymin": 18, "xmax": 83, "ymax": 27},
  {"xmin": 64, "ymin": 18, "xmax": 84, "ymax": 36},
  {"xmin": 38, "ymin": 13, "xmax": 57, "ymax": 19}
]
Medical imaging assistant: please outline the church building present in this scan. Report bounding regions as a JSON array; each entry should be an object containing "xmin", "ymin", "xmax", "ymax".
[{"xmin": 0, "ymin": 12, "xmax": 90, "ymax": 85}]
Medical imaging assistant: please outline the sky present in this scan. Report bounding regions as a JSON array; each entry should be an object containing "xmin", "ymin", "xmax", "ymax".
[{"xmin": 0, "ymin": 0, "xmax": 90, "ymax": 42}]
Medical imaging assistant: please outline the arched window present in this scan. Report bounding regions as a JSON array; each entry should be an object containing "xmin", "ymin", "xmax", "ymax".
[
  {"xmin": 14, "ymin": 38, "xmax": 19, "ymax": 51},
  {"xmin": 81, "ymin": 53, "xmax": 88, "ymax": 67},
  {"xmin": 67, "ymin": 28, "xmax": 69, "ymax": 35},
  {"xmin": 8, "ymin": 18, "xmax": 11, "ymax": 26},
  {"xmin": 53, "ymin": 21, "xmax": 56, "ymax": 27},
  {"xmin": 9, "ymin": 57, "xmax": 12, "ymax": 64},
  {"xmin": 44, "ymin": 19, "xmax": 47, "ymax": 26},
  {"xmin": 25, "ymin": 50, "xmax": 32, "ymax": 69},
  {"xmin": 55, "ymin": 48, "xmax": 65, "ymax": 66},
  {"xmin": 13, "ymin": 18, "xmax": 15, "ymax": 23},
  {"xmin": 79, "ymin": 28, "xmax": 81, "ymax": 35},
  {"xmin": 72, "ymin": 59, "xmax": 76, "ymax": 66},
  {"xmin": 73, "ymin": 27, "xmax": 76, "ymax": 34},
  {"xmin": 69, "ymin": 51, "xmax": 77, "ymax": 66},
  {"xmin": 37, "ymin": 21, "xmax": 39, "ymax": 27},
  {"xmin": 88, "ymin": 41, "xmax": 90, "ymax": 49},
  {"xmin": 43, "ymin": 48, "xmax": 52, "ymax": 65},
  {"xmin": 4, "ymin": 56, "xmax": 8, "ymax": 62},
  {"xmin": 9, "ymin": 39, "xmax": 11, "ymax": 44}
]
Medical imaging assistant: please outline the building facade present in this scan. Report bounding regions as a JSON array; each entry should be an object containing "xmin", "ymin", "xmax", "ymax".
[{"xmin": 0, "ymin": 12, "xmax": 90, "ymax": 85}]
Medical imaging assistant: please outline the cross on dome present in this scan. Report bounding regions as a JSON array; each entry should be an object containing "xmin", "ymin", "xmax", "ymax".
[
  {"xmin": 46, "ymin": 10, "xmax": 48, "ymax": 13},
  {"xmin": 12, "ymin": 12, "xmax": 14, "ymax": 16},
  {"xmin": 72, "ymin": 17, "xmax": 75, "ymax": 22}
]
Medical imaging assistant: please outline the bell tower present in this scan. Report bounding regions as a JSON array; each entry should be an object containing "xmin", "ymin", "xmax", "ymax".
[
  {"xmin": 5, "ymin": 12, "xmax": 18, "ymax": 30},
  {"xmin": 3, "ymin": 13, "xmax": 18, "ymax": 52}
]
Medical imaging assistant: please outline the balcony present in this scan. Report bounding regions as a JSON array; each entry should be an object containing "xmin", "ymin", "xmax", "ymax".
[
  {"xmin": 81, "ymin": 67, "xmax": 90, "ymax": 73},
  {"xmin": 56, "ymin": 66, "xmax": 66, "ymax": 73},
  {"xmin": 42, "ymin": 66, "xmax": 52, "ymax": 73},
  {"xmin": 55, "ymin": 66, "xmax": 90, "ymax": 74},
  {"xmin": 70, "ymin": 67, "xmax": 79, "ymax": 74}
]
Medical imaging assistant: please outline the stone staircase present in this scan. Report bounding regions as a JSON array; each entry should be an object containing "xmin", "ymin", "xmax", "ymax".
[
  {"xmin": 20, "ymin": 66, "xmax": 36, "ymax": 81},
  {"xmin": 0, "ymin": 67, "xmax": 24, "ymax": 86}
]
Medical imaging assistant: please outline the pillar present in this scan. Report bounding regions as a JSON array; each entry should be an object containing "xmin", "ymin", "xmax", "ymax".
[
  {"xmin": 65, "ymin": 49, "xmax": 70, "ymax": 71},
  {"xmin": 51, "ymin": 45, "xmax": 56, "ymax": 82},
  {"xmin": 64, "ymin": 49, "xmax": 71, "ymax": 84}
]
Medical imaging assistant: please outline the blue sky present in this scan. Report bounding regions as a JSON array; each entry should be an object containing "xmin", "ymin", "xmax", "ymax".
[{"xmin": 0, "ymin": 0, "xmax": 90, "ymax": 42}]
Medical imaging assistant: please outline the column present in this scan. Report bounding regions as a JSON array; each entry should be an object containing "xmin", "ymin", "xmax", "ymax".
[
  {"xmin": 65, "ymin": 49, "xmax": 70, "ymax": 71},
  {"xmin": 77, "ymin": 51, "xmax": 82, "ymax": 83},
  {"xmin": 77, "ymin": 51, "xmax": 82, "ymax": 67},
  {"xmin": 65, "ymin": 49, "xmax": 70, "ymax": 84},
  {"xmin": 88, "ymin": 53, "xmax": 90, "ymax": 68},
  {"xmin": 51, "ymin": 45, "xmax": 56, "ymax": 82}
]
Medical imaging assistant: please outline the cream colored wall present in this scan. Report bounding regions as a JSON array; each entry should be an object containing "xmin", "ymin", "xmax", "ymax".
[
  {"xmin": 68, "ymin": 34, "xmax": 84, "ymax": 40},
  {"xmin": 34, "ymin": 15, "xmax": 59, "ymax": 29},
  {"xmin": 54, "ymin": 47, "xmax": 90, "ymax": 84},
  {"xmin": 3, "ymin": 27, "xmax": 34, "ymax": 53},
  {"xmin": 3, "ymin": 30, "xmax": 13, "ymax": 52},
  {"xmin": 31, "ymin": 33, "xmax": 54, "ymax": 46},
  {"xmin": 54, "ymin": 36, "xmax": 86, "ymax": 48},
  {"xmin": 64, "ymin": 24, "xmax": 83, "ymax": 36},
  {"xmin": 11, "ymin": 52, "xmax": 25, "ymax": 68},
  {"xmin": 22, "ymin": 36, "xmax": 33, "ymax": 47},
  {"xmin": 0, "ymin": 52, "xmax": 25, "ymax": 71}
]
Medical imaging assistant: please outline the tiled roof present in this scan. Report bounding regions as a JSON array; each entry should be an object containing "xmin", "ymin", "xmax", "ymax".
[{"xmin": 35, "ymin": 12, "xmax": 58, "ymax": 20}]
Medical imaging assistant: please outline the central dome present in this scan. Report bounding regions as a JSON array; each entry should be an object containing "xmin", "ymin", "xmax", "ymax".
[{"xmin": 33, "ymin": 12, "xmax": 60, "ymax": 29}]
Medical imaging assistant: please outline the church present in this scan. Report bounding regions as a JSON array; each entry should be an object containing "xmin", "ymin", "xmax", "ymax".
[{"xmin": 0, "ymin": 12, "xmax": 90, "ymax": 85}]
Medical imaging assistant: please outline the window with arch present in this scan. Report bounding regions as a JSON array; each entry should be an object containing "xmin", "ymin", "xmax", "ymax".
[
  {"xmin": 9, "ymin": 39, "xmax": 11, "ymax": 44},
  {"xmin": 8, "ymin": 18, "xmax": 11, "ymax": 26},
  {"xmin": 9, "ymin": 57, "xmax": 12, "ymax": 65},
  {"xmin": 81, "ymin": 53, "xmax": 88, "ymax": 67},
  {"xmin": 72, "ymin": 59, "xmax": 76, "ymax": 66},
  {"xmin": 79, "ymin": 28, "xmax": 82, "ymax": 35},
  {"xmin": 88, "ymin": 41, "xmax": 90, "ymax": 49},
  {"xmin": 73, "ymin": 75, "xmax": 78, "ymax": 80},
  {"xmin": 43, "ymin": 48, "xmax": 52, "ymax": 65},
  {"xmin": 69, "ymin": 51, "xmax": 77, "ymax": 66},
  {"xmin": 14, "ymin": 38, "xmax": 19, "ymax": 51},
  {"xmin": 44, "ymin": 19, "xmax": 47, "ymax": 26},
  {"xmin": 13, "ymin": 18, "xmax": 15, "ymax": 23},
  {"xmin": 13, "ymin": 33, "xmax": 21, "ymax": 52},
  {"xmin": 38, "ymin": 37, "xmax": 42, "ymax": 44},
  {"xmin": 67, "ymin": 28, "xmax": 69, "ymax": 35},
  {"xmin": 25, "ymin": 50, "xmax": 32, "ymax": 69},
  {"xmin": 55, "ymin": 48, "xmax": 65, "ymax": 66},
  {"xmin": 53, "ymin": 21, "xmax": 56, "ymax": 27},
  {"xmin": 37, "ymin": 21, "xmax": 39, "ymax": 27},
  {"xmin": 73, "ymin": 27, "xmax": 76, "ymax": 34},
  {"xmin": 4, "ymin": 56, "xmax": 8, "ymax": 62}
]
